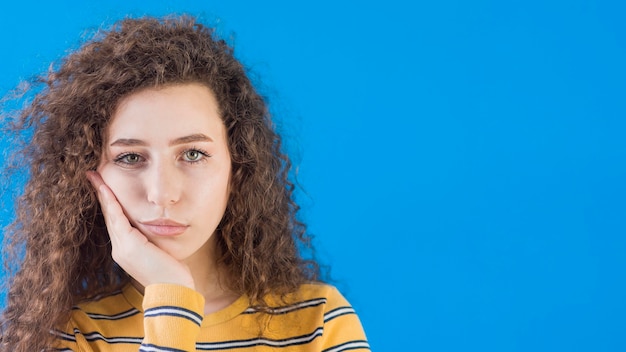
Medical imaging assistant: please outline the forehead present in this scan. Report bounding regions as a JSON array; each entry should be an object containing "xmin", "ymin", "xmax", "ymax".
[{"xmin": 106, "ymin": 84, "xmax": 225, "ymax": 142}]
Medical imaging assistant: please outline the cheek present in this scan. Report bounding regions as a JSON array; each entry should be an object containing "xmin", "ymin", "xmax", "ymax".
[
  {"xmin": 189, "ymin": 167, "xmax": 231, "ymax": 212},
  {"xmin": 97, "ymin": 164, "xmax": 141, "ymax": 210},
  {"xmin": 214, "ymin": 168, "xmax": 232, "ymax": 214}
]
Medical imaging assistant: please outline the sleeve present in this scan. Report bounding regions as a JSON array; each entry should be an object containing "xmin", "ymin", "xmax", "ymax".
[
  {"xmin": 140, "ymin": 283, "xmax": 206, "ymax": 352},
  {"xmin": 321, "ymin": 286, "xmax": 371, "ymax": 351}
]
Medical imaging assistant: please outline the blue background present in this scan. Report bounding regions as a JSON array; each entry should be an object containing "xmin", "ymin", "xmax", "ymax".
[{"xmin": 1, "ymin": 1, "xmax": 626, "ymax": 351}]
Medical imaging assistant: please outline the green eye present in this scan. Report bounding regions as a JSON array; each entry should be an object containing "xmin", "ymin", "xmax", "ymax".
[
  {"xmin": 125, "ymin": 154, "xmax": 140, "ymax": 163},
  {"xmin": 113, "ymin": 153, "xmax": 144, "ymax": 168},
  {"xmin": 184, "ymin": 150, "xmax": 202, "ymax": 161}
]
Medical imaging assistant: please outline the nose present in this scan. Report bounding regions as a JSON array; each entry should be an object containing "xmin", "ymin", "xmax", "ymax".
[{"xmin": 145, "ymin": 161, "xmax": 182, "ymax": 207}]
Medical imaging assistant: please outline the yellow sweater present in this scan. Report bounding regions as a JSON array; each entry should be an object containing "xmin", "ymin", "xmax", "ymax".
[{"xmin": 54, "ymin": 283, "xmax": 369, "ymax": 351}]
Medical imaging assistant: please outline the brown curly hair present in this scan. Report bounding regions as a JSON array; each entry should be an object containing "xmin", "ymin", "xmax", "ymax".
[{"xmin": 0, "ymin": 15, "xmax": 319, "ymax": 351}]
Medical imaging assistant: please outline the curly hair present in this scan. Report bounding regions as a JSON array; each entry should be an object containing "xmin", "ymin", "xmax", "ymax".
[{"xmin": 0, "ymin": 15, "xmax": 319, "ymax": 351}]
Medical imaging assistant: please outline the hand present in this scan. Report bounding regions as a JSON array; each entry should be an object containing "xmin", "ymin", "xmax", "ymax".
[{"xmin": 86, "ymin": 171, "xmax": 195, "ymax": 290}]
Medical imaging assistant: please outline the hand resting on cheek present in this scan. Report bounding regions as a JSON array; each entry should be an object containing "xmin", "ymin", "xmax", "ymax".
[{"xmin": 86, "ymin": 170, "xmax": 195, "ymax": 291}]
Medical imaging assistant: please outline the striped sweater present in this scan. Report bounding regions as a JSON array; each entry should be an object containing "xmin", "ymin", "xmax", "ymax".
[{"xmin": 54, "ymin": 283, "xmax": 370, "ymax": 351}]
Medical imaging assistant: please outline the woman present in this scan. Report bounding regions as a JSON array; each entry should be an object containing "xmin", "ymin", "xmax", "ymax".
[{"xmin": 0, "ymin": 15, "xmax": 369, "ymax": 351}]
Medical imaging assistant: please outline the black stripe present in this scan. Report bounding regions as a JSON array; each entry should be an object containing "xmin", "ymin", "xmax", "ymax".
[
  {"xmin": 50, "ymin": 329, "xmax": 76, "ymax": 342},
  {"xmin": 86, "ymin": 308, "xmax": 140, "ymax": 320},
  {"xmin": 140, "ymin": 343, "xmax": 187, "ymax": 352},
  {"xmin": 324, "ymin": 306, "xmax": 356, "ymax": 323},
  {"xmin": 196, "ymin": 327, "xmax": 323, "ymax": 350},
  {"xmin": 144, "ymin": 311, "xmax": 202, "ymax": 327},
  {"xmin": 81, "ymin": 331, "xmax": 142, "ymax": 344},
  {"xmin": 242, "ymin": 297, "xmax": 327, "ymax": 315},
  {"xmin": 71, "ymin": 290, "xmax": 124, "ymax": 310},
  {"xmin": 145, "ymin": 305, "xmax": 203, "ymax": 324},
  {"xmin": 322, "ymin": 340, "xmax": 371, "ymax": 352}
]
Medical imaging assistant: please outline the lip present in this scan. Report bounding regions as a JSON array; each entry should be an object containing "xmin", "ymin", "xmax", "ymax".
[{"xmin": 139, "ymin": 219, "xmax": 188, "ymax": 237}]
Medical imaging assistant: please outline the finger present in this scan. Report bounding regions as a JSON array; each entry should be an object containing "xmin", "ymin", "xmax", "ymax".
[
  {"xmin": 86, "ymin": 171, "xmax": 137, "ymax": 242},
  {"xmin": 85, "ymin": 173, "xmax": 193, "ymax": 288},
  {"xmin": 85, "ymin": 170, "xmax": 104, "ymax": 190}
]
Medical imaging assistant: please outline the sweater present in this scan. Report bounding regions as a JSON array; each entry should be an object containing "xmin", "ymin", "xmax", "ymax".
[{"xmin": 53, "ymin": 283, "xmax": 370, "ymax": 351}]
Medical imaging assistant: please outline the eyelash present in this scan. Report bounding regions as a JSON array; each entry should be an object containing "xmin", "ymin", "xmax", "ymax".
[
  {"xmin": 181, "ymin": 147, "xmax": 212, "ymax": 163},
  {"xmin": 113, "ymin": 147, "xmax": 212, "ymax": 167}
]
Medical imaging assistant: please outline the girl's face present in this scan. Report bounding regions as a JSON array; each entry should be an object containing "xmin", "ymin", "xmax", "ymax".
[{"xmin": 97, "ymin": 83, "xmax": 231, "ymax": 263}]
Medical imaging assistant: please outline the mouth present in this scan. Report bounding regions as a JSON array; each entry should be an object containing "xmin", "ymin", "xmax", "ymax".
[{"xmin": 139, "ymin": 219, "xmax": 188, "ymax": 237}]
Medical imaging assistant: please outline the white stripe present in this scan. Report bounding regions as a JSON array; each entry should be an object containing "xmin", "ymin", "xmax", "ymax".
[
  {"xmin": 325, "ymin": 341, "xmax": 371, "ymax": 352},
  {"xmin": 139, "ymin": 345, "xmax": 183, "ymax": 352},
  {"xmin": 83, "ymin": 332, "xmax": 142, "ymax": 343},
  {"xmin": 196, "ymin": 327, "xmax": 323, "ymax": 349},
  {"xmin": 50, "ymin": 329, "xmax": 76, "ymax": 342},
  {"xmin": 243, "ymin": 298, "xmax": 327, "ymax": 314},
  {"xmin": 324, "ymin": 306, "xmax": 355, "ymax": 321},
  {"xmin": 144, "ymin": 307, "xmax": 202, "ymax": 326},
  {"xmin": 87, "ymin": 308, "xmax": 140, "ymax": 320}
]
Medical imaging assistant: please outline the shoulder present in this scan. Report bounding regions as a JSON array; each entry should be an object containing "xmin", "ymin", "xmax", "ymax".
[
  {"xmin": 72, "ymin": 286, "xmax": 140, "ymax": 320},
  {"xmin": 55, "ymin": 286, "xmax": 143, "ymax": 341},
  {"xmin": 260, "ymin": 282, "xmax": 358, "ymax": 321},
  {"xmin": 290, "ymin": 282, "xmax": 351, "ymax": 307},
  {"xmin": 54, "ymin": 289, "xmax": 143, "ymax": 348},
  {"xmin": 261, "ymin": 283, "xmax": 370, "ymax": 350}
]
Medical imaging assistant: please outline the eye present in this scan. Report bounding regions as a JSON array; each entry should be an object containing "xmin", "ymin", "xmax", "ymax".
[
  {"xmin": 184, "ymin": 150, "xmax": 201, "ymax": 161},
  {"xmin": 114, "ymin": 153, "xmax": 144, "ymax": 165},
  {"xmin": 181, "ymin": 148, "xmax": 210, "ymax": 163}
]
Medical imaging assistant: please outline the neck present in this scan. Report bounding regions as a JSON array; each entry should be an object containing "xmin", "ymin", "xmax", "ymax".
[
  {"xmin": 132, "ymin": 235, "xmax": 239, "ymax": 315},
  {"xmin": 185, "ymin": 236, "xmax": 231, "ymax": 302}
]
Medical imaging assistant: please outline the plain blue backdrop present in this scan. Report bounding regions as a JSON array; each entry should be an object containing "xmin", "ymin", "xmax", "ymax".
[{"xmin": 1, "ymin": 1, "xmax": 626, "ymax": 351}]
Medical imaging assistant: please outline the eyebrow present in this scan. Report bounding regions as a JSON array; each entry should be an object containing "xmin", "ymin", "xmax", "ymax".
[{"xmin": 110, "ymin": 133, "xmax": 214, "ymax": 147}]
